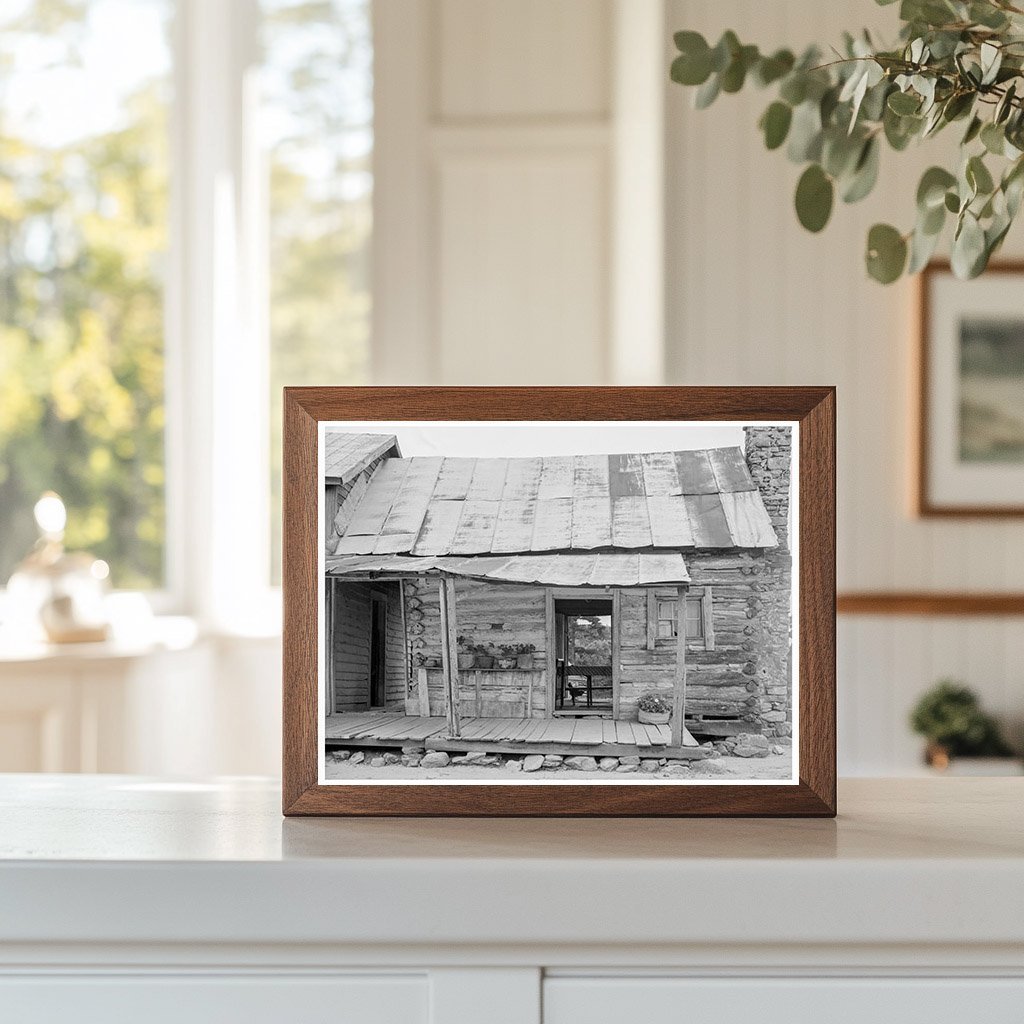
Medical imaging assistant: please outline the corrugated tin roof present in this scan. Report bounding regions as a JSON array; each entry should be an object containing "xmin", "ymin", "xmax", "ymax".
[
  {"xmin": 323, "ymin": 433, "xmax": 398, "ymax": 483},
  {"xmin": 332, "ymin": 447, "xmax": 777, "ymax": 556},
  {"xmin": 326, "ymin": 552, "xmax": 691, "ymax": 587}
]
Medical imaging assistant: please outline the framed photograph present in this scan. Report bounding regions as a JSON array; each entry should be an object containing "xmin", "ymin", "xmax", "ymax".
[
  {"xmin": 283, "ymin": 387, "xmax": 835, "ymax": 816},
  {"xmin": 918, "ymin": 261, "xmax": 1024, "ymax": 516}
]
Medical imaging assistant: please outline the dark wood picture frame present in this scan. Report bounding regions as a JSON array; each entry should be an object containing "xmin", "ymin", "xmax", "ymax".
[
  {"xmin": 916, "ymin": 260, "xmax": 1024, "ymax": 518},
  {"xmin": 283, "ymin": 387, "xmax": 836, "ymax": 817}
]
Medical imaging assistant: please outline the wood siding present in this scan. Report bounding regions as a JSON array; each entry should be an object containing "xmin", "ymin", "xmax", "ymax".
[
  {"xmin": 407, "ymin": 578, "xmax": 549, "ymax": 718},
  {"xmin": 403, "ymin": 550, "xmax": 791, "ymax": 730},
  {"xmin": 331, "ymin": 581, "xmax": 407, "ymax": 712}
]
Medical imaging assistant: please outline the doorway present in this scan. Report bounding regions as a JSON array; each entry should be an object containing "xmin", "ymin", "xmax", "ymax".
[
  {"xmin": 554, "ymin": 597, "xmax": 613, "ymax": 715},
  {"xmin": 369, "ymin": 591, "xmax": 387, "ymax": 709}
]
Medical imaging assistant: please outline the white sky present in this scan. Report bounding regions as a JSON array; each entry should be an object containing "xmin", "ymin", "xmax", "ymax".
[{"xmin": 328, "ymin": 421, "xmax": 750, "ymax": 459}]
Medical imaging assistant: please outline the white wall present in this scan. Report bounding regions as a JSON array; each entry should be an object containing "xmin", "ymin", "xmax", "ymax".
[
  {"xmin": 371, "ymin": 0, "xmax": 1024, "ymax": 776},
  {"xmin": 665, "ymin": 0, "xmax": 1024, "ymax": 772}
]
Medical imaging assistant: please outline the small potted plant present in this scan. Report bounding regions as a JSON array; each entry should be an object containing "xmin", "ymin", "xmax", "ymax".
[
  {"xmin": 472, "ymin": 643, "xmax": 495, "ymax": 670},
  {"xmin": 515, "ymin": 642, "xmax": 536, "ymax": 670},
  {"xmin": 456, "ymin": 636, "xmax": 475, "ymax": 671},
  {"xmin": 637, "ymin": 693, "xmax": 672, "ymax": 725},
  {"xmin": 910, "ymin": 680, "xmax": 1016, "ymax": 771},
  {"xmin": 496, "ymin": 645, "xmax": 518, "ymax": 670}
]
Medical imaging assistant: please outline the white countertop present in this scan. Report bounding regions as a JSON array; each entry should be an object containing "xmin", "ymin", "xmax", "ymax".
[{"xmin": 1, "ymin": 775, "xmax": 1022, "ymax": 951}]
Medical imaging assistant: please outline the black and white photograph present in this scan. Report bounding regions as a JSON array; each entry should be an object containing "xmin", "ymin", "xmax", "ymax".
[{"xmin": 318, "ymin": 420, "xmax": 797, "ymax": 785}]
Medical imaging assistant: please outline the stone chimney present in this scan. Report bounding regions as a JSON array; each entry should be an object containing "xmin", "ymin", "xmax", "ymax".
[{"xmin": 743, "ymin": 426, "xmax": 792, "ymax": 550}]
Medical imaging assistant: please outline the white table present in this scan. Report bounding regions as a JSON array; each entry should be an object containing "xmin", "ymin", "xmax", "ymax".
[{"xmin": 1, "ymin": 776, "xmax": 1022, "ymax": 1022}]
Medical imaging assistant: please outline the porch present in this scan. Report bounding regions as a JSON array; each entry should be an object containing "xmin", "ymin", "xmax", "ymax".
[{"xmin": 325, "ymin": 712, "xmax": 710, "ymax": 760}]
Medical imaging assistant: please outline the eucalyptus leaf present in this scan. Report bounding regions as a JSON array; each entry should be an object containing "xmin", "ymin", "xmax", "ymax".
[
  {"xmin": 917, "ymin": 166, "xmax": 957, "ymax": 210},
  {"xmin": 760, "ymin": 101, "xmax": 793, "ymax": 150},
  {"xmin": 981, "ymin": 121, "xmax": 1005, "ymax": 155},
  {"xmin": 842, "ymin": 137, "xmax": 880, "ymax": 202},
  {"xmin": 951, "ymin": 211, "xmax": 987, "ymax": 278},
  {"xmin": 754, "ymin": 49, "xmax": 795, "ymax": 87},
  {"xmin": 787, "ymin": 100, "xmax": 823, "ymax": 162},
  {"xmin": 967, "ymin": 154, "xmax": 995, "ymax": 195},
  {"xmin": 962, "ymin": 115, "xmax": 983, "ymax": 145},
  {"xmin": 866, "ymin": 223, "xmax": 908, "ymax": 283},
  {"xmin": 908, "ymin": 221, "xmax": 942, "ymax": 273},
  {"xmin": 694, "ymin": 73, "xmax": 721, "ymax": 109},
  {"xmin": 795, "ymin": 164, "xmax": 834, "ymax": 232},
  {"xmin": 888, "ymin": 90, "xmax": 921, "ymax": 115},
  {"xmin": 980, "ymin": 41, "xmax": 1002, "ymax": 86}
]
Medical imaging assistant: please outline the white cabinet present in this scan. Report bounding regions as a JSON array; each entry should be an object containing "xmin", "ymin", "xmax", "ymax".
[
  {"xmin": 0, "ymin": 975, "xmax": 428, "ymax": 1024},
  {"xmin": 1, "ymin": 778, "xmax": 1022, "ymax": 1023},
  {"xmin": 544, "ymin": 977, "xmax": 1024, "ymax": 1024}
]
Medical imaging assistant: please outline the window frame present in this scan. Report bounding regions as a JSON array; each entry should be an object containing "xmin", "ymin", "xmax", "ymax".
[{"xmin": 646, "ymin": 587, "xmax": 715, "ymax": 651}]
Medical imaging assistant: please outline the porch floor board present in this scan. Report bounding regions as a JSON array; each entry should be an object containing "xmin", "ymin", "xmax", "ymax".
[{"xmin": 324, "ymin": 713, "xmax": 713, "ymax": 760}]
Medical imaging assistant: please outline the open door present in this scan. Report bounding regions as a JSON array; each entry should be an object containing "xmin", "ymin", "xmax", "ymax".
[
  {"xmin": 553, "ymin": 597, "xmax": 613, "ymax": 716},
  {"xmin": 369, "ymin": 591, "xmax": 387, "ymax": 709}
]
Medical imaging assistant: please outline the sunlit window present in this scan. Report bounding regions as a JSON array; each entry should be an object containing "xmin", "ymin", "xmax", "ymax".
[
  {"xmin": 0, "ymin": 0, "xmax": 171, "ymax": 589},
  {"xmin": 262, "ymin": 0, "xmax": 373, "ymax": 580}
]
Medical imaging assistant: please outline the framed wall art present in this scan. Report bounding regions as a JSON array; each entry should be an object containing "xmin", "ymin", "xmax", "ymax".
[
  {"xmin": 282, "ymin": 387, "xmax": 836, "ymax": 816},
  {"xmin": 917, "ymin": 261, "xmax": 1024, "ymax": 517}
]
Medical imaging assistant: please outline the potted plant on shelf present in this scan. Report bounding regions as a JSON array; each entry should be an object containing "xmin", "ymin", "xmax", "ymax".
[
  {"xmin": 456, "ymin": 636, "xmax": 476, "ymax": 671},
  {"xmin": 910, "ymin": 680, "xmax": 1018, "ymax": 773},
  {"xmin": 496, "ymin": 645, "xmax": 518, "ymax": 670},
  {"xmin": 472, "ymin": 643, "xmax": 495, "ymax": 670},
  {"xmin": 515, "ymin": 643, "xmax": 536, "ymax": 670},
  {"xmin": 637, "ymin": 693, "xmax": 673, "ymax": 726}
]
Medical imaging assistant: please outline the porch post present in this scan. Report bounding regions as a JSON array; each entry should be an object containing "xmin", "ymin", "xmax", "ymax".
[
  {"xmin": 671, "ymin": 584, "xmax": 688, "ymax": 747},
  {"xmin": 438, "ymin": 576, "xmax": 462, "ymax": 737}
]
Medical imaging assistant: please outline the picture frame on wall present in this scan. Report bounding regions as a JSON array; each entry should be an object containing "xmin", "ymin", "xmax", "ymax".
[
  {"xmin": 917, "ymin": 261, "xmax": 1024, "ymax": 517},
  {"xmin": 282, "ymin": 387, "xmax": 836, "ymax": 817}
]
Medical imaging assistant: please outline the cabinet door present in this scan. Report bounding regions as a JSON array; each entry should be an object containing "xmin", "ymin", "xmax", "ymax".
[
  {"xmin": 0, "ymin": 974, "xmax": 428, "ymax": 1024},
  {"xmin": 544, "ymin": 976, "xmax": 1024, "ymax": 1024}
]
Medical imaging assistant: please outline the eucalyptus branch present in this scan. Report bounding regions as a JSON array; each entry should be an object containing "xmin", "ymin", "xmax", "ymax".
[{"xmin": 670, "ymin": 0, "xmax": 1024, "ymax": 282}]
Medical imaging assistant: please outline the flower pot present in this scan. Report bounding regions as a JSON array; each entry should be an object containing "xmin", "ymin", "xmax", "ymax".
[
  {"xmin": 457, "ymin": 653, "xmax": 475, "ymax": 670},
  {"xmin": 475, "ymin": 654, "xmax": 495, "ymax": 669},
  {"xmin": 496, "ymin": 656, "xmax": 516, "ymax": 670},
  {"xmin": 516, "ymin": 652, "xmax": 534, "ymax": 669},
  {"xmin": 638, "ymin": 709, "xmax": 670, "ymax": 725}
]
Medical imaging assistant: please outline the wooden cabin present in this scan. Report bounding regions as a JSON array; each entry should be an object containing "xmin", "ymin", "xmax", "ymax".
[{"xmin": 323, "ymin": 427, "xmax": 792, "ymax": 758}]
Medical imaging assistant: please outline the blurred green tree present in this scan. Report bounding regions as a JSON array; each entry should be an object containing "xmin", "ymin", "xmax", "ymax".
[{"xmin": 0, "ymin": 0, "xmax": 169, "ymax": 588}]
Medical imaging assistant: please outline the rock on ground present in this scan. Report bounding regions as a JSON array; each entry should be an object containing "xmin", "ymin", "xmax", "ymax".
[
  {"xmin": 615, "ymin": 763, "xmax": 639, "ymax": 773},
  {"xmin": 598, "ymin": 757, "xmax": 619, "ymax": 771},
  {"xmin": 564, "ymin": 756, "xmax": 598, "ymax": 772},
  {"xmin": 640, "ymin": 760, "xmax": 660, "ymax": 773},
  {"xmin": 348, "ymin": 751, "xmax": 365, "ymax": 765},
  {"xmin": 369, "ymin": 757, "xmax": 387, "ymax": 768},
  {"xmin": 420, "ymin": 751, "xmax": 450, "ymax": 768},
  {"xmin": 522, "ymin": 754, "xmax": 544, "ymax": 772}
]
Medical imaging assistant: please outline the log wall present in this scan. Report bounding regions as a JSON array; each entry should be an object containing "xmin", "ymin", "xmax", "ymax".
[
  {"xmin": 406, "ymin": 578, "xmax": 549, "ymax": 718},
  {"xmin": 403, "ymin": 557, "xmax": 792, "ymax": 734}
]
